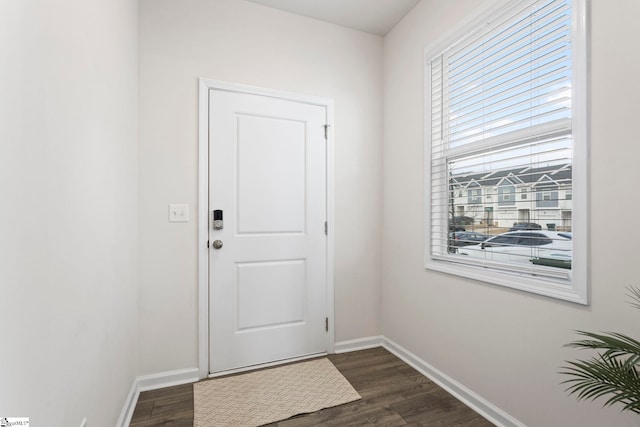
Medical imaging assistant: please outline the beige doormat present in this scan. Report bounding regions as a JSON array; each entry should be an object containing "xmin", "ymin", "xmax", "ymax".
[{"xmin": 193, "ymin": 357, "xmax": 361, "ymax": 426}]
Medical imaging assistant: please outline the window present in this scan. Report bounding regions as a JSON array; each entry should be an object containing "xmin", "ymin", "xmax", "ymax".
[
  {"xmin": 468, "ymin": 188, "xmax": 482, "ymax": 204},
  {"xmin": 513, "ymin": 232, "xmax": 553, "ymax": 246},
  {"xmin": 483, "ymin": 235, "xmax": 518, "ymax": 247},
  {"xmin": 425, "ymin": 0, "xmax": 588, "ymax": 304},
  {"xmin": 498, "ymin": 185, "xmax": 515, "ymax": 205}
]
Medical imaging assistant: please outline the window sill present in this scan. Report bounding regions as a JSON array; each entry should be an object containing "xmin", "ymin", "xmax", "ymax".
[{"xmin": 425, "ymin": 257, "xmax": 587, "ymax": 305}]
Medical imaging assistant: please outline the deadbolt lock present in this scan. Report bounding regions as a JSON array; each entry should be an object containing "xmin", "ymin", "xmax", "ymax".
[{"xmin": 213, "ymin": 210, "xmax": 223, "ymax": 230}]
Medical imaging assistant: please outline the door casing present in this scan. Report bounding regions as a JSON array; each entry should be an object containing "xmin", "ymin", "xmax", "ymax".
[{"xmin": 197, "ymin": 78, "xmax": 335, "ymax": 379}]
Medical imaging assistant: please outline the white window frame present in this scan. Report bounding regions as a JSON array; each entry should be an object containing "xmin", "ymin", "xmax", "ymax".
[{"xmin": 424, "ymin": 0, "xmax": 589, "ymax": 304}]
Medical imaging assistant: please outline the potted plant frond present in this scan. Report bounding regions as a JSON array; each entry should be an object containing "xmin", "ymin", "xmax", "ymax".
[{"xmin": 560, "ymin": 287, "xmax": 640, "ymax": 413}]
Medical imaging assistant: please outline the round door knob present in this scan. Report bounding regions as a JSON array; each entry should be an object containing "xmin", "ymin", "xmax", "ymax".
[{"xmin": 212, "ymin": 240, "xmax": 223, "ymax": 249}]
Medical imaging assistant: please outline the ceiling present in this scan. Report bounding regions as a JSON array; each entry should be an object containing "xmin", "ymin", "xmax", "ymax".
[{"xmin": 245, "ymin": 0, "xmax": 420, "ymax": 36}]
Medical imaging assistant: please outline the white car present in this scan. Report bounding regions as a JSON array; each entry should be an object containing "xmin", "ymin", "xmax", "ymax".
[{"xmin": 457, "ymin": 231, "xmax": 572, "ymax": 268}]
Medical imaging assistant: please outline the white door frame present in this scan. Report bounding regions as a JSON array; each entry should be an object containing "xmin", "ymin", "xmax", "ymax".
[{"xmin": 197, "ymin": 78, "xmax": 335, "ymax": 379}]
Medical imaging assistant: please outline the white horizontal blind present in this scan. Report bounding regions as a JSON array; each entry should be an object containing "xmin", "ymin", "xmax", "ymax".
[{"xmin": 429, "ymin": 0, "xmax": 574, "ymax": 280}]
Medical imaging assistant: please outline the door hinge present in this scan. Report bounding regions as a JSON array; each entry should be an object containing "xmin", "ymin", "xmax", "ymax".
[
  {"xmin": 325, "ymin": 317, "xmax": 328, "ymax": 332},
  {"xmin": 324, "ymin": 221, "xmax": 328, "ymax": 235},
  {"xmin": 323, "ymin": 124, "xmax": 330, "ymax": 140}
]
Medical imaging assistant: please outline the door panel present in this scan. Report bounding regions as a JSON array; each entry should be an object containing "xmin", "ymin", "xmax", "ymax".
[
  {"xmin": 209, "ymin": 89, "xmax": 327, "ymax": 373},
  {"xmin": 236, "ymin": 259, "xmax": 306, "ymax": 331},
  {"xmin": 236, "ymin": 114, "xmax": 306, "ymax": 234}
]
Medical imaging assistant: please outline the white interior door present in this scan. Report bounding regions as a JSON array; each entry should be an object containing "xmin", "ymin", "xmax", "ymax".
[{"xmin": 208, "ymin": 88, "xmax": 328, "ymax": 374}]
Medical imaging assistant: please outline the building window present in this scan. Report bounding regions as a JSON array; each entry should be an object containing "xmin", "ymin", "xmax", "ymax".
[
  {"xmin": 425, "ymin": 0, "xmax": 588, "ymax": 304},
  {"xmin": 467, "ymin": 188, "xmax": 482, "ymax": 204},
  {"xmin": 498, "ymin": 185, "xmax": 516, "ymax": 206},
  {"xmin": 535, "ymin": 176, "xmax": 560, "ymax": 208}
]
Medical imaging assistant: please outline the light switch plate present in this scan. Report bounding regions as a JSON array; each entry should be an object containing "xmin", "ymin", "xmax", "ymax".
[{"xmin": 169, "ymin": 204, "xmax": 189, "ymax": 222}]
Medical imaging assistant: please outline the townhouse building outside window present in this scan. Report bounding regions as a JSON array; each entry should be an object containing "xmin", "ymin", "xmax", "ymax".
[{"xmin": 425, "ymin": 0, "xmax": 588, "ymax": 304}]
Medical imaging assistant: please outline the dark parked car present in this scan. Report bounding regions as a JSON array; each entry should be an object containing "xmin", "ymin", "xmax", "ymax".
[
  {"xmin": 509, "ymin": 222, "xmax": 542, "ymax": 231},
  {"xmin": 453, "ymin": 216, "xmax": 475, "ymax": 225},
  {"xmin": 448, "ymin": 216, "xmax": 474, "ymax": 232},
  {"xmin": 449, "ymin": 231, "xmax": 489, "ymax": 247}
]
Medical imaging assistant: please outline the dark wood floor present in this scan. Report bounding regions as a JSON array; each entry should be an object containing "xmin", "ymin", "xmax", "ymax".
[{"xmin": 130, "ymin": 347, "xmax": 494, "ymax": 426}]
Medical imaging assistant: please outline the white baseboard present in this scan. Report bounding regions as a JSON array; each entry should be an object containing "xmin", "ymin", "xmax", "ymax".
[
  {"xmin": 117, "ymin": 367, "xmax": 200, "ymax": 427},
  {"xmin": 334, "ymin": 335, "xmax": 383, "ymax": 353},
  {"xmin": 381, "ymin": 337, "xmax": 525, "ymax": 427},
  {"xmin": 118, "ymin": 338, "xmax": 522, "ymax": 427},
  {"xmin": 136, "ymin": 367, "xmax": 200, "ymax": 392},
  {"xmin": 117, "ymin": 379, "xmax": 139, "ymax": 427}
]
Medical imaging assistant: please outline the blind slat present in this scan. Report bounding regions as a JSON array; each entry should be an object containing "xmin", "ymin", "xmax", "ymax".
[
  {"xmin": 449, "ymin": 88, "xmax": 571, "ymax": 135},
  {"xmin": 449, "ymin": 2, "xmax": 570, "ymax": 79},
  {"xmin": 447, "ymin": 47, "xmax": 570, "ymax": 108},
  {"xmin": 448, "ymin": 0, "xmax": 568, "ymax": 67}
]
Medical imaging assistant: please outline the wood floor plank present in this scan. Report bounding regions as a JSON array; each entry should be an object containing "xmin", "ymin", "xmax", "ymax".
[
  {"xmin": 391, "ymin": 390, "xmax": 493, "ymax": 427},
  {"xmin": 130, "ymin": 400, "xmax": 154, "ymax": 423},
  {"xmin": 151, "ymin": 399, "xmax": 194, "ymax": 418},
  {"xmin": 129, "ymin": 347, "xmax": 495, "ymax": 427},
  {"xmin": 137, "ymin": 384, "xmax": 193, "ymax": 402}
]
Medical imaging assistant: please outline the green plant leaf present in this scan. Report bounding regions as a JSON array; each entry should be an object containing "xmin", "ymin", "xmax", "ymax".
[
  {"xmin": 560, "ymin": 355, "xmax": 640, "ymax": 414},
  {"xmin": 628, "ymin": 286, "xmax": 640, "ymax": 311},
  {"xmin": 561, "ymin": 286, "xmax": 640, "ymax": 414},
  {"xmin": 566, "ymin": 331, "xmax": 640, "ymax": 370}
]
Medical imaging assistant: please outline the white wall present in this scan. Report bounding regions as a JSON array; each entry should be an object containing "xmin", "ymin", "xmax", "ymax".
[
  {"xmin": 7, "ymin": 0, "xmax": 633, "ymax": 423},
  {"xmin": 383, "ymin": 0, "xmax": 640, "ymax": 425},
  {"xmin": 138, "ymin": 0, "xmax": 383, "ymax": 375},
  {"xmin": 0, "ymin": 0, "xmax": 138, "ymax": 426}
]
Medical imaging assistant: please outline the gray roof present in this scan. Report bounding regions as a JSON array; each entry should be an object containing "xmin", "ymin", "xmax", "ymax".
[{"xmin": 452, "ymin": 164, "xmax": 572, "ymax": 188}]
